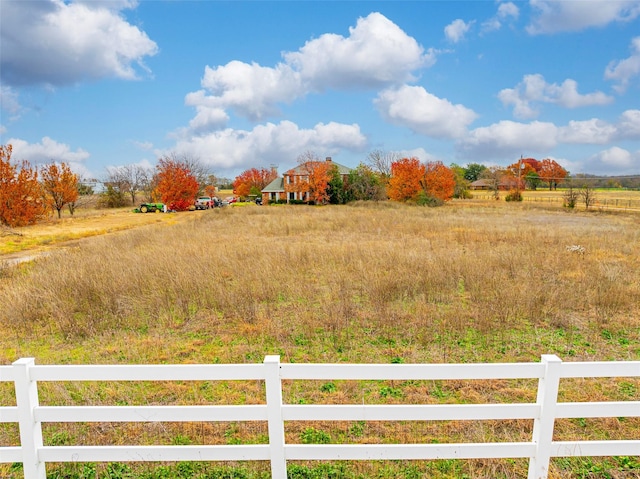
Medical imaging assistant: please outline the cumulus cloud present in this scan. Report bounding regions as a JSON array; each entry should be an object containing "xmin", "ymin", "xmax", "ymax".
[
  {"xmin": 457, "ymin": 120, "xmax": 558, "ymax": 158},
  {"xmin": 0, "ymin": 86, "xmax": 21, "ymax": 116},
  {"xmin": 375, "ymin": 85, "xmax": 478, "ymax": 139},
  {"xmin": 585, "ymin": 146, "xmax": 640, "ymax": 174},
  {"xmin": 457, "ymin": 109, "xmax": 640, "ymax": 161},
  {"xmin": 186, "ymin": 12, "xmax": 435, "ymax": 126},
  {"xmin": 0, "ymin": 0, "xmax": 158, "ymax": 87},
  {"xmin": 7, "ymin": 137, "xmax": 92, "ymax": 177},
  {"xmin": 482, "ymin": 2, "xmax": 519, "ymax": 33},
  {"xmin": 499, "ymin": 74, "xmax": 613, "ymax": 119},
  {"xmin": 605, "ymin": 37, "xmax": 640, "ymax": 93},
  {"xmin": 285, "ymin": 12, "xmax": 433, "ymax": 89},
  {"xmin": 195, "ymin": 62, "xmax": 303, "ymax": 123},
  {"xmin": 558, "ymin": 119, "xmax": 619, "ymax": 144},
  {"xmin": 170, "ymin": 120, "xmax": 367, "ymax": 174},
  {"xmin": 8, "ymin": 137, "xmax": 90, "ymax": 164},
  {"xmin": 527, "ymin": 0, "xmax": 640, "ymax": 34},
  {"xmin": 444, "ymin": 19, "xmax": 473, "ymax": 43}
]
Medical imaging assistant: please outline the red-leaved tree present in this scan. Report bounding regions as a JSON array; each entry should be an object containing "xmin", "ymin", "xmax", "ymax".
[
  {"xmin": 0, "ymin": 144, "xmax": 49, "ymax": 227},
  {"xmin": 153, "ymin": 156, "xmax": 199, "ymax": 211},
  {"xmin": 233, "ymin": 167, "xmax": 278, "ymax": 198},
  {"xmin": 539, "ymin": 158, "xmax": 567, "ymax": 190}
]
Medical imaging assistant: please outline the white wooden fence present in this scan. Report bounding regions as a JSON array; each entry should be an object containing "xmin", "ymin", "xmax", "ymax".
[{"xmin": 1, "ymin": 355, "xmax": 639, "ymax": 479}]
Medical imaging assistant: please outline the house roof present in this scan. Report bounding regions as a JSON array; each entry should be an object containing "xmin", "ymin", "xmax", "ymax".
[
  {"xmin": 284, "ymin": 160, "xmax": 352, "ymax": 176},
  {"xmin": 262, "ymin": 177, "xmax": 284, "ymax": 193}
]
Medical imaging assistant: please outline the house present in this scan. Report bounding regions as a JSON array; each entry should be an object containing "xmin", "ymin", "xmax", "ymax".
[
  {"xmin": 470, "ymin": 177, "xmax": 520, "ymax": 191},
  {"xmin": 261, "ymin": 157, "xmax": 352, "ymax": 204}
]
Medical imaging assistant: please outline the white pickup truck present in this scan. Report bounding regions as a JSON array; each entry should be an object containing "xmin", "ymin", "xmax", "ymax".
[{"xmin": 194, "ymin": 196, "xmax": 213, "ymax": 210}]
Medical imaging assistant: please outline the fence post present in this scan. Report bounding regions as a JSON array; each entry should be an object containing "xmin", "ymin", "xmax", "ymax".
[
  {"xmin": 264, "ymin": 355, "xmax": 287, "ymax": 479},
  {"xmin": 528, "ymin": 354, "xmax": 562, "ymax": 479},
  {"xmin": 14, "ymin": 358, "xmax": 46, "ymax": 479}
]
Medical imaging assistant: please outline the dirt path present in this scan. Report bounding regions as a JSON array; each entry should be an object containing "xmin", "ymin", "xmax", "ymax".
[{"xmin": 0, "ymin": 208, "xmax": 202, "ymax": 266}]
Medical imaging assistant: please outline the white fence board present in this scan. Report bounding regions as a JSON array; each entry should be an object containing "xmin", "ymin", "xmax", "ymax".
[
  {"xmin": 281, "ymin": 403, "xmax": 539, "ymax": 421},
  {"xmin": 281, "ymin": 362, "xmax": 544, "ymax": 380},
  {"xmin": 38, "ymin": 445, "xmax": 271, "ymax": 462},
  {"xmin": 284, "ymin": 443, "xmax": 537, "ymax": 460},
  {"xmin": 34, "ymin": 405, "xmax": 268, "ymax": 422}
]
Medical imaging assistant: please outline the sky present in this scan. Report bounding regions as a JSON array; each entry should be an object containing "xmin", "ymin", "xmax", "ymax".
[{"xmin": 1, "ymin": 0, "xmax": 640, "ymax": 181}]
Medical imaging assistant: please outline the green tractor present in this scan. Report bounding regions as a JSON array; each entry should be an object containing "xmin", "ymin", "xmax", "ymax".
[{"xmin": 137, "ymin": 202, "xmax": 165, "ymax": 213}]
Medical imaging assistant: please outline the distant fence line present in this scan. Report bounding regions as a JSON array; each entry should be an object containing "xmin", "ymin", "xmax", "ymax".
[
  {"xmin": 471, "ymin": 194, "xmax": 640, "ymax": 210},
  {"xmin": 1, "ymin": 355, "xmax": 639, "ymax": 479}
]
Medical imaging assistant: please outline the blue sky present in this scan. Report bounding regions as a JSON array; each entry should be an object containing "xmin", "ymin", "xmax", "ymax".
[{"xmin": 1, "ymin": 0, "xmax": 640, "ymax": 181}]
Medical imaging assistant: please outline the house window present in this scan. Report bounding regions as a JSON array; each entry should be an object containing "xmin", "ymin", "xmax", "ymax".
[{"xmin": 289, "ymin": 192, "xmax": 295, "ymax": 201}]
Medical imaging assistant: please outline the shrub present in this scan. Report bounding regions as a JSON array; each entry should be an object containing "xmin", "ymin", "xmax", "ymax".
[{"xmin": 505, "ymin": 189, "xmax": 523, "ymax": 202}]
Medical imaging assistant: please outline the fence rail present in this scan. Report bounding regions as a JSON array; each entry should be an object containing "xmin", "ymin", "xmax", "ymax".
[{"xmin": 1, "ymin": 355, "xmax": 639, "ymax": 479}]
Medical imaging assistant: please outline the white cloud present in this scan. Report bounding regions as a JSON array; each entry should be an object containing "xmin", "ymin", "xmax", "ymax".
[
  {"xmin": 499, "ymin": 74, "xmax": 613, "ymax": 119},
  {"xmin": 186, "ymin": 12, "xmax": 434, "ymax": 126},
  {"xmin": 458, "ymin": 120, "xmax": 558, "ymax": 157},
  {"xmin": 286, "ymin": 12, "xmax": 433, "ymax": 89},
  {"xmin": 558, "ymin": 109, "xmax": 640, "ymax": 143},
  {"xmin": 527, "ymin": 0, "xmax": 640, "ymax": 34},
  {"xmin": 0, "ymin": 86, "xmax": 21, "ymax": 115},
  {"xmin": 8, "ymin": 137, "xmax": 90, "ymax": 164},
  {"xmin": 482, "ymin": 1, "xmax": 519, "ymax": 33},
  {"xmin": 585, "ymin": 146, "xmax": 640, "ymax": 174},
  {"xmin": 375, "ymin": 85, "xmax": 478, "ymax": 139},
  {"xmin": 7, "ymin": 137, "xmax": 91, "ymax": 177},
  {"xmin": 617, "ymin": 109, "xmax": 640, "ymax": 138},
  {"xmin": 170, "ymin": 120, "xmax": 367, "ymax": 174},
  {"xmin": 0, "ymin": 0, "xmax": 158, "ymax": 87},
  {"xmin": 558, "ymin": 119, "xmax": 618, "ymax": 144},
  {"xmin": 605, "ymin": 37, "xmax": 640, "ymax": 93},
  {"xmin": 196, "ymin": 61, "xmax": 303, "ymax": 122},
  {"xmin": 444, "ymin": 19, "xmax": 473, "ymax": 43}
]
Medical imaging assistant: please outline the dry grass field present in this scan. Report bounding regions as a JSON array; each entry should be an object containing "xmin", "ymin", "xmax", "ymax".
[{"xmin": 1, "ymin": 197, "xmax": 639, "ymax": 478}]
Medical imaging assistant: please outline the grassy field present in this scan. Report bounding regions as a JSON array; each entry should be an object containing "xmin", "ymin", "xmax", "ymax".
[{"xmin": 1, "ymin": 197, "xmax": 639, "ymax": 478}]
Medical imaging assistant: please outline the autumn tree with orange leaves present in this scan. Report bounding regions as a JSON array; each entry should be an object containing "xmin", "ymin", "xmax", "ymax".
[
  {"xmin": 41, "ymin": 162, "xmax": 79, "ymax": 218},
  {"xmin": 388, "ymin": 157, "xmax": 425, "ymax": 202},
  {"xmin": 0, "ymin": 144, "xmax": 49, "ymax": 227},
  {"xmin": 539, "ymin": 158, "xmax": 567, "ymax": 190},
  {"xmin": 388, "ymin": 158, "xmax": 455, "ymax": 204},
  {"xmin": 153, "ymin": 156, "xmax": 199, "ymax": 211},
  {"xmin": 233, "ymin": 167, "xmax": 278, "ymax": 198},
  {"xmin": 422, "ymin": 161, "xmax": 456, "ymax": 201}
]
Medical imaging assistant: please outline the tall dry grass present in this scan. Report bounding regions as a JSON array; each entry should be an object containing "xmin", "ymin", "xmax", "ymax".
[{"xmin": 1, "ymin": 202, "xmax": 638, "ymax": 478}]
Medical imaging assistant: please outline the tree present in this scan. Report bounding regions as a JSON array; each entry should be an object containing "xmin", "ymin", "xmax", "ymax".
[
  {"xmin": 153, "ymin": 156, "xmax": 199, "ymax": 211},
  {"xmin": 388, "ymin": 157, "xmax": 425, "ymax": 202},
  {"xmin": 233, "ymin": 167, "xmax": 278, "ymax": 198},
  {"xmin": 345, "ymin": 164, "xmax": 386, "ymax": 202},
  {"xmin": 326, "ymin": 165, "xmax": 346, "ymax": 204},
  {"xmin": 539, "ymin": 158, "xmax": 567, "ymax": 190},
  {"xmin": 449, "ymin": 163, "xmax": 471, "ymax": 199},
  {"xmin": 580, "ymin": 184, "xmax": 597, "ymax": 210},
  {"xmin": 525, "ymin": 171, "xmax": 541, "ymax": 190},
  {"xmin": 106, "ymin": 164, "xmax": 151, "ymax": 205},
  {"xmin": 40, "ymin": 162, "xmax": 79, "ymax": 218},
  {"xmin": 422, "ymin": 162, "xmax": 455, "ymax": 201},
  {"xmin": 480, "ymin": 166, "xmax": 506, "ymax": 200},
  {"xmin": 0, "ymin": 144, "xmax": 49, "ymax": 227},
  {"xmin": 464, "ymin": 163, "xmax": 487, "ymax": 182},
  {"xmin": 366, "ymin": 149, "xmax": 400, "ymax": 179}
]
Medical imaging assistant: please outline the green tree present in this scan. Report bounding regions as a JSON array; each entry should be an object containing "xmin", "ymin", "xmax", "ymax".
[
  {"xmin": 464, "ymin": 163, "xmax": 487, "ymax": 182},
  {"xmin": 345, "ymin": 164, "xmax": 386, "ymax": 201}
]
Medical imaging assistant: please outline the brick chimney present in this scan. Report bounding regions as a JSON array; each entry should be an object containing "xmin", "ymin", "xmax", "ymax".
[{"xmin": 325, "ymin": 157, "xmax": 332, "ymax": 163}]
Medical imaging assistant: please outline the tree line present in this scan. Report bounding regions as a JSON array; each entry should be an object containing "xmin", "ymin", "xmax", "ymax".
[{"xmin": 1, "ymin": 145, "xmax": 80, "ymax": 227}]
